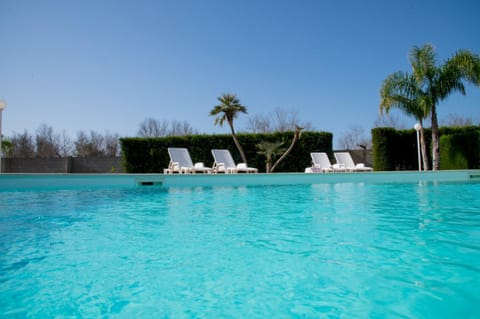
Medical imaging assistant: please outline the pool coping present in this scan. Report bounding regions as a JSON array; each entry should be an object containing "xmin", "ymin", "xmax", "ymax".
[{"xmin": 1, "ymin": 170, "xmax": 480, "ymax": 190}]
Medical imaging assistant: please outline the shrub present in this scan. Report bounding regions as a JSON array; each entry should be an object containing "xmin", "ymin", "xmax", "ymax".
[
  {"xmin": 440, "ymin": 129, "xmax": 480, "ymax": 169},
  {"xmin": 372, "ymin": 128, "xmax": 397, "ymax": 171}
]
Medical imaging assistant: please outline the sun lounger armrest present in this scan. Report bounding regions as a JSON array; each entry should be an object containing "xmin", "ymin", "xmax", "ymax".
[
  {"xmin": 214, "ymin": 162, "xmax": 226, "ymax": 171},
  {"xmin": 237, "ymin": 163, "xmax": 248, "ymax": 169},
  {"xmin": 194, "ymin": 162, "xmax": 205, "ymax": 168}
]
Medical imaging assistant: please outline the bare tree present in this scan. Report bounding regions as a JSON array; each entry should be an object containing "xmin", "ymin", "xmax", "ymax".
[
  {"xmin": 58, "ymin": 130, "xmax": 74, "ymax": 157},
  {"xmin": 35, "ymin": 124, "xmax": 61, "ymax": 158},
  {"xmin": 169, "ymin": 120, "xmax": 197, "ymax": 136},
  {"xmin": 138, "ymin": 118, "xmax": 198, "ymax": 137},
  {"xmin": 88, "ymin": 131, "xmax": 105, "ymax": 156},
  {"xmin": 7, "ymin": 126, "xmax": 118, "ymax": 158},
  {"xmin": 137, "ymin": 118, "xmax": 169, "ymax": 137},
  {"xmin": 273, "ymin": 108, "xmax": 299, "ymax": 132},
  {"xmin": 104, "ymin": 132, "xmax": 120, "ymax": 157},
  {"xmin": 246, "ymin": 108, "xmax": 314, "ymax": 133},
  {"xmin": 246, "ymin": 114, "xmax": 272, "ymax": 133},
  {"xmin": 73, "ymin": 131, "xmax": 119, "ymax": 157},
  {"xmin": 9, "ymin": 130, "xmax": 35, "ymax": 158},
  {"xmin": 337, "ymin": 125, "xmax": 372, "ymax": 150},
  {"xmin": 75, "ymin": 131, "xmax": 105, "ymax": 157},
  {"xmin": 373, "ymin": 113, "xmax": 407, "ymax": 130},
  {"xmin": 440, "ymin": 113, "xmax": 474, "ymax": 127}
]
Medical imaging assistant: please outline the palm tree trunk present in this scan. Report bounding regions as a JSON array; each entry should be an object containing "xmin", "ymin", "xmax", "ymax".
[
  {"xmin": 228, "ymin": 121, "xmax": 248, "ymax": 164},
  {"xmin": 430, "ymin": 104, "xmax": 440, "ymax": 170},
  {"xmin": 266, "ymin": 161, "xmax": 272, "ymax": 173},
  {"xmin": 270, "ymin": 127, "xmax": 302, "ymax": 172},
  {"xmin": 419, "ymin": 126, "xmax": 429, "ymax": 171}
]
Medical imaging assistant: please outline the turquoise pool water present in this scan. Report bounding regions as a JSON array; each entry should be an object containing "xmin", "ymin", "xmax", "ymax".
[{"xmin": 1, "ymin": 180, "xmax": 480, "ymax": 318}]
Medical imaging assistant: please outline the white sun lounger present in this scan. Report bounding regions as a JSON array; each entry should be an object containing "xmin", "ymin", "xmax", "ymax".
[
  {"xmin": 305, "ymin": 152, "xmax": 346, "ymax": 173},
  {"xmin": 334, "ymin": 152, "xmax": 373, "ymax": 172},
  {"xmin": 166, "ymin": 147, "xmax": 212, "ymax": 174},
  {"xmin": 211, "ymin": 149, "xmax": 258, "ymax": 173}
]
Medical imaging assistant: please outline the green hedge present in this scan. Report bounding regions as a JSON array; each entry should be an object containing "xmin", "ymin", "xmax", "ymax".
[
  {"xmin": 440, "ymin": 129, "xmax": 480, "ymax": 169},
  {"xmin": 120, "ymin": 131, "xmax": 333, "ymax": 173},
  {"xmin": 372, "ymin": 126, "xmax": 479, "ymax": 171},
  {"xmin": 372, "ymin": 128, "xmax": 397, "ymax": 171}
]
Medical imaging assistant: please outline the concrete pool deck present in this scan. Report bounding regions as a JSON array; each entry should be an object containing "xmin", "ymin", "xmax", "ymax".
[{"xmin": 1, "ymin": 170, "xmax": 480, "ymax": 190}]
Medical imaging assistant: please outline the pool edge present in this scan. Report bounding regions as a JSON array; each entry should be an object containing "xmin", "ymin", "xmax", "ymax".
[{"xmin": 1, "ymin": 170, "xmax": 479, "ymax": 190}]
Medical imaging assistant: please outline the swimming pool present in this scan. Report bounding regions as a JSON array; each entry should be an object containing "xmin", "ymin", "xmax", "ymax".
[{"xmin": 1, "ymin": 173, "xmax": 480, "ymax": 318}]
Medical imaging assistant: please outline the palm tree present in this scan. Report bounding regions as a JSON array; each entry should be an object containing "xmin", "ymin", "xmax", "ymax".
[
  {"xmin": 210, "ymin": 93, "xmax": 248, "ymax": 164},
  {"xmin": 257, "ymin": 141, "xmax": 286, "ymax": 173},
  {"xmin": 380, "ymin": 44, "xmax": 480, "ymax": 170},
  {"xmin": 380, "ymin": 72, "xmax": 430, "ymax": 170}
]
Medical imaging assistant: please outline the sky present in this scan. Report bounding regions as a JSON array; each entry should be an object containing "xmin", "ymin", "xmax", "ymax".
[{"xmin": 1, "ymin": 0, "xmax": 479, "ymax": 148}]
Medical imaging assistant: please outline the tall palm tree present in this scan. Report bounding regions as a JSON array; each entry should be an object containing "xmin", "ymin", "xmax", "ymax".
[
  {"xmin": 210, "ymin": 93, "xmax": 248, "ymax": 164},
  {"xmin": 381, "ymin": 44, "xmax": 480, "ymax": 170},
  {"xmin": 380, "ymin": 72, "xmax": 430, "ymax": 170}
]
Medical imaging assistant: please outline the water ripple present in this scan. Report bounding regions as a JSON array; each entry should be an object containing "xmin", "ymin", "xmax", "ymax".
[{"xmin": 1, "ymin": 182, "xmax": 480, "ymax": 318}]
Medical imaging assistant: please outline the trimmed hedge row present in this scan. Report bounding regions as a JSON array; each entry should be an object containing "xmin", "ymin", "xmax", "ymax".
[
  {"xmin": 372, "ymin": 126, "xmax": 480, "ymax": 171},
  {"xmin": 120, "ymin": 131, "xmax": 333, "ymax": 173},
  {"xmin": 440, "ymin": 129, "xmax": 480, "ymax": 169}
]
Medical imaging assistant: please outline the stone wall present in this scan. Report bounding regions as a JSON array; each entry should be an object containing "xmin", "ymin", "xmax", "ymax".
[
  {"xmin": 3, "ymin": 157, "xmax": 124, "ymax": 173},
  {"xmin": 2, "ymin": 150, "xmax": 373, "ymax": 173},
  {"xmin": 345, "ymin": 149, "xmax": 374, "ymax": 167}
]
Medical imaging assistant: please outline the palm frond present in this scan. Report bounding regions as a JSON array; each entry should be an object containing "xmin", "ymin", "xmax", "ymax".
[
  {"xmin": 256, "ymin": 141, "xmax": 286, "ymax": 161},
  {"xmin": 410, "ymin": 44, "xmax": 437, "ymax": 84},
  {"xmin": 444, "ymin": 49, "xmax": 480, "ymax": 85},
  {"xmin": 210, "ymin": 93, "xmax": 248, "ymax": 127},
  {"xmin": 380, "ymin": 71, "xmax": 428, "ymax": 121}
]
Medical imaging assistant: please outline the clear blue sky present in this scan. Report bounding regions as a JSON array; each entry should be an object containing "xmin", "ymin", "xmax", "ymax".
[{"xmin": 1, "ymin": 0, "xmax": 479, "ymax": 147}]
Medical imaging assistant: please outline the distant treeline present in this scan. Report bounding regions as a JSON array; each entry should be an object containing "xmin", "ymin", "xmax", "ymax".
[{"xmin": 2, "ymin": 124, "xmax": 120, "ymax": 158}]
